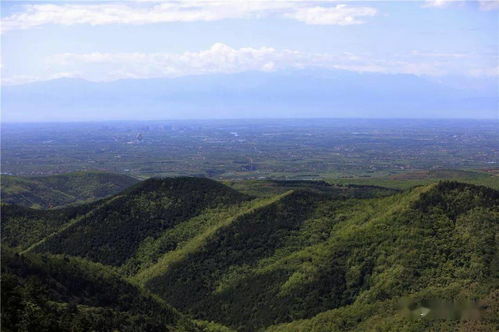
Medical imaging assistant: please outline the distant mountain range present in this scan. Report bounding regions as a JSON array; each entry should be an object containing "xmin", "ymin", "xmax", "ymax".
[{"xmin": 2, "ymin": 70, "xmax": 497, "ymax": 121}]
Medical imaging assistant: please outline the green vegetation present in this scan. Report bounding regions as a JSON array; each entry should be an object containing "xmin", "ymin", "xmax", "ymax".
[
  {"xmin": 28, "ymin": 177, "xmax": 250, "ymax": 267},
  {"xmin": 130, "ymin": 193, "xmax": 288, "ymax": 281},
  {"xmin": 1, "ymin": 171, "xmax": 138, "ymax": 208},
  {"xmin": 2, "ymin": 175, "xmax": 498, "ymax": 331},
  {"xmin": 1, "ymin": 248, "xmax": 202, "ymax": 332},
  {"xmin": 1, "ymin": 202, "xmax": 99, "ymax": 250},
  {"xmin": 224, "ymin": 179, "xmax": 398, "ymax": 198},
  {"xmin": 328, "ymin": 169, "xmax": 499, "ymax": 190},
  {"xmin": 137, "ymin": 182, "xmax": 498, "ymax": 331},
  {"xmin": 267, "ymin": 285, "xmax": 499, "ymax": 332},
  {"xmin": 3, "ymin": 120, "xmax": 498, "ymax": 180}
]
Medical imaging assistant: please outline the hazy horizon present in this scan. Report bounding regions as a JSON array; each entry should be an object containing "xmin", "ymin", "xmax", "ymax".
[{"xmin": 3, "ymin": 117, "xmax": 499, "ymax": 124}]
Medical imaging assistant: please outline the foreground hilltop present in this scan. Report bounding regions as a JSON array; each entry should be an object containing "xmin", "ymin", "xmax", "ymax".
[
  {"xmin": 2, "ymin": 176, "xmax": 498, "ymax": 331},
  {"xmin": 29, "ymin": 177, "xmax": 251, "ymax": 269}
]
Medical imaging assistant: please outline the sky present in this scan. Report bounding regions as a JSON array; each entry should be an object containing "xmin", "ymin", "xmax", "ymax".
[{"xmin": 0, "ymin": 0, "xmax": 498, "ymax": 121}]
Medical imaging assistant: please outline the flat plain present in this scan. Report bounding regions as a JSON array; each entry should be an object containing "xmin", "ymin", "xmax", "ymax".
[{"xmin": 2, "ymin": 119, "xmax": 498, "ymax": 182}]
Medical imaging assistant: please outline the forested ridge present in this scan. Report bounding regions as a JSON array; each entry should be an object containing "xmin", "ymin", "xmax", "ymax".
[
  {"xmin": 1, "ymin": 174, "xmax": 498, "ymax": 331},
  {"xmin": 30, "ymin": 177, "xmax": 251, "ymax": 268},
  {"xmin": 1, "ymin": 171, "xmax": 138, "ymax": 209}
]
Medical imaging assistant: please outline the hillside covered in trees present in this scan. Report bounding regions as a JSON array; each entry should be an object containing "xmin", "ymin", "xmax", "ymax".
[
  {"xmin": 1, "ymin": 175, "xmax": 498, "ymax": 331},
  {"xmin": 1, "ymin": 171, "xmax": 138, "ymax": 209},
  {"xmin": 1, "ymin": 248, "xmax": 208, "ymax": 332}
]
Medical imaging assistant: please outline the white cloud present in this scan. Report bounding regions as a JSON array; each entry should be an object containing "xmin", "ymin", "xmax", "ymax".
[
  {"xmin": 48, "ymin": 43, "xmax": 311, "ymax": 79},
  {"xmin": 424, "ymin": 0, "xmax": 499, "ymax": 9},
  {"xmin": 477, "ymin": 0, "xmax": 499, "ymax": 10},
  {"xmin": 410, "ymin": 51, "xmax": 470, "ymax": 58},
  {"xmin": 286, "ymin": 4, "xmax": 377, "ymax": 25},
  {"xmin": 0, "ymin": 72, "xmax": 79, "ymax": 85},
  {"xmin": 1, "ymin": 1, "xmax": 379, "ymax": 32},
  {"xmin": 424, "ymin": 0, "xmax": 463, "ymax": 8},
  {"xmin": 3, "ymin": 0, "xmax": 495, "ymax": 33},
  {"xmin": 2, "ymin": 43, "xmax": 480, "ymax": 84}
]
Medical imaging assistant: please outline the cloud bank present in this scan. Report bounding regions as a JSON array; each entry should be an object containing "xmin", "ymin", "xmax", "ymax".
[
  {"xmin": 4, "ymin": 43, "xmax": 492, "ymax": 84},
  {"xmin": 2, "ymin": 0, "xmax": 497, "ymax": 33},
  {"xmin": 1, "ymin": 1, "xmax": 378, "ymax": 32},
  {"xmin": 424, "ymin": 0, "xmax": 499, "ymax": 9}
]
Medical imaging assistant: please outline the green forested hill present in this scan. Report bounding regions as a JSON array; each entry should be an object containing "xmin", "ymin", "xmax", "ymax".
[
  {"xmin": 328, "ymin": 169, "xmax": 499, "ymax": 191},
  {"xmin": 0, "ymin": 248, "xmax": 205, "ymax": 332},
  {"xmin": 138, "ymin": 182, "xmax": 498, "ymax": 331},
  {"xmin": 1, "ymin": 171, "xmax": 139, "ymax": 209},
  {"xmin": 1, "ymin": 201, "xmax": 100, "ymax": 250},
  {"xmin": 224, "ymin": 179, "xmax": 399, "ymax": 198},
  {"xmin": 19, "ymin": 177, "xmax": 250, "ymax": 269},
  {"xmin": 2, "ymin": 177, "xmax": 498, "ymax": 331}
]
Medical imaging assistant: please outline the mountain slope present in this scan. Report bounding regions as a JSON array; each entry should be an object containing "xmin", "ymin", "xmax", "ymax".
[
  {"xmin": 130, "ymin": 192, "xmax": 293, "ymax": 280},
  {"xmin": 267, "ymin": 285, "xmax": 499, "ymax": 332},
  {"xmin": 135, "ymin": 189, "xmax": 322, "ymax": 284},
  {"xmin": 140, "ymin": 182, "xmax": 498, "ymax": 331},
  {"xmin": 225, "ymin": 179, "xmax": 399, "ymax": 198},
  {"xmin": 328, "ymin": 168, "xmax": 499, "ymax": 191},
  {"xmin": 2, "ymin": 178, "xmax": 497, "ymax": 331},
  {"xmin": 29, "ymin": 177, "xmax": 251, "ymax": 267},
  {"xmin": 1, "ymin": 171, "xmax": 138, "ymax": 208},
  {"xmin": 1, "ymin": 202, "xmax": 100, "ymax": 251},
  {"xmin": 1, "ymin": 248, "xmax": 203, "ymax": 332}
]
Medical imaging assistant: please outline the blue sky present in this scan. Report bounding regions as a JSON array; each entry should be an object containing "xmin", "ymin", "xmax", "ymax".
[{"xmin": 1, "ymin": 0, "xmax": 498, "ymax": 84}]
